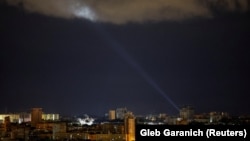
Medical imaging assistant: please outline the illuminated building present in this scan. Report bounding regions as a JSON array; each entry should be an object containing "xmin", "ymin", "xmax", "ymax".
[
  {"xmin": 0, "ymin": 114, "xmax": 20, "ymax": 123},
  {"xmin": 0, "ymin": 113, "xmax": 58, "ymax": 124},
  {"xmin": 42, "ymin": 114, "xmax": 60, "ymax": 121},
  {"xmin": 124, "ymin": 113, "xmax": 135, "ymax": 141},
  {"xmin": 109, "ymin": 110, "xmax": 116, "ymax": 120},
  {"xmin": 0, "ymin": 113, "xmax": 31, "ymax": 124}
]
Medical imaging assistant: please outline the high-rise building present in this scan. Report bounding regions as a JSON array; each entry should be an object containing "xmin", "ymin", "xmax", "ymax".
[
  {"xmin": 108, "ymin": 110, "xmax": 116, "ymax": 120},
  {"xmin": 31, "ymin": 108, "xmax": 43, "ymax": 127},
  {"xmin": 4, "ymin": 116, "xmax": 11, "ymax": 132},
  {"xmin": 124, "ymin": 113, "xmax": 135, "ymax": 141}
]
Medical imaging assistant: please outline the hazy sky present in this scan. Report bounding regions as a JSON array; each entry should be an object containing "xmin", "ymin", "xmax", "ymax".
[{"xmin": 0, "ymin": 0, "xmax": 250, "ymax": 116}]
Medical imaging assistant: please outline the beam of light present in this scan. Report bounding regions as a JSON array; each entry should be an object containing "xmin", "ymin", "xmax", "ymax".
[
  {"xmin": 110, "ymin": 40, "xmax": 180, "ymax": 112},
  {"xmin": 91, "ymin": 24, "xmax": 180, "ymax": 112}
]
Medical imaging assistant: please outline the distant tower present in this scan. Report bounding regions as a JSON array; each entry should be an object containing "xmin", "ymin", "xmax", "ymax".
[
  {"xmin": 31, "ymin": 108, "xmax": 43, "ymax": 127},
  {"xmin": 109, "ymin": 110, "xmax": 116, "ymax": 120},
  {"xmin": 4, "ymin": 116, "xmax": 11, "ymax": 132},
  {"xmin": 116, "ymin": 107, "xmax": 128, "ymax": 120},
  {"xmin": 179, "ymin": 106, "xmax": 194, "ymax": 121},
  {"xmin": 124, "ymin": 113, "xmax": 135, "ymax": 141}
]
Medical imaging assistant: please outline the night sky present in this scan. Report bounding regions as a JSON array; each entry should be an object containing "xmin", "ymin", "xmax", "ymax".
[{"xmin": 0, "ymin": 0, "xmax": 250, "ymax": 117}]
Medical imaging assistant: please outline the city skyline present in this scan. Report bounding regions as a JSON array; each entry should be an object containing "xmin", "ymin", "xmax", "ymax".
[
  {"xmin": 0, "ymin": 105, "xmax": 247, "ymax": 118},
  {"xmin": 0, "ymin": 0, "xmax": 250, "ymax": 117}
]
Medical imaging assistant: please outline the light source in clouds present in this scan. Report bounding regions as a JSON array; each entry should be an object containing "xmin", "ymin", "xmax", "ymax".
[
  {"xmin": 5, "ymin": 0, "xmax": 249, "ymax": 24},
  {"xmin": 74, "ymin": 6, "xmax": 96, "ymax": 21}
]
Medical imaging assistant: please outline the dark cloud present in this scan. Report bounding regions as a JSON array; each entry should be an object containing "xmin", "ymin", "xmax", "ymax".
[{"xmin": 5, "ymin": 0, "xmax": 249, "ymax": 24}]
